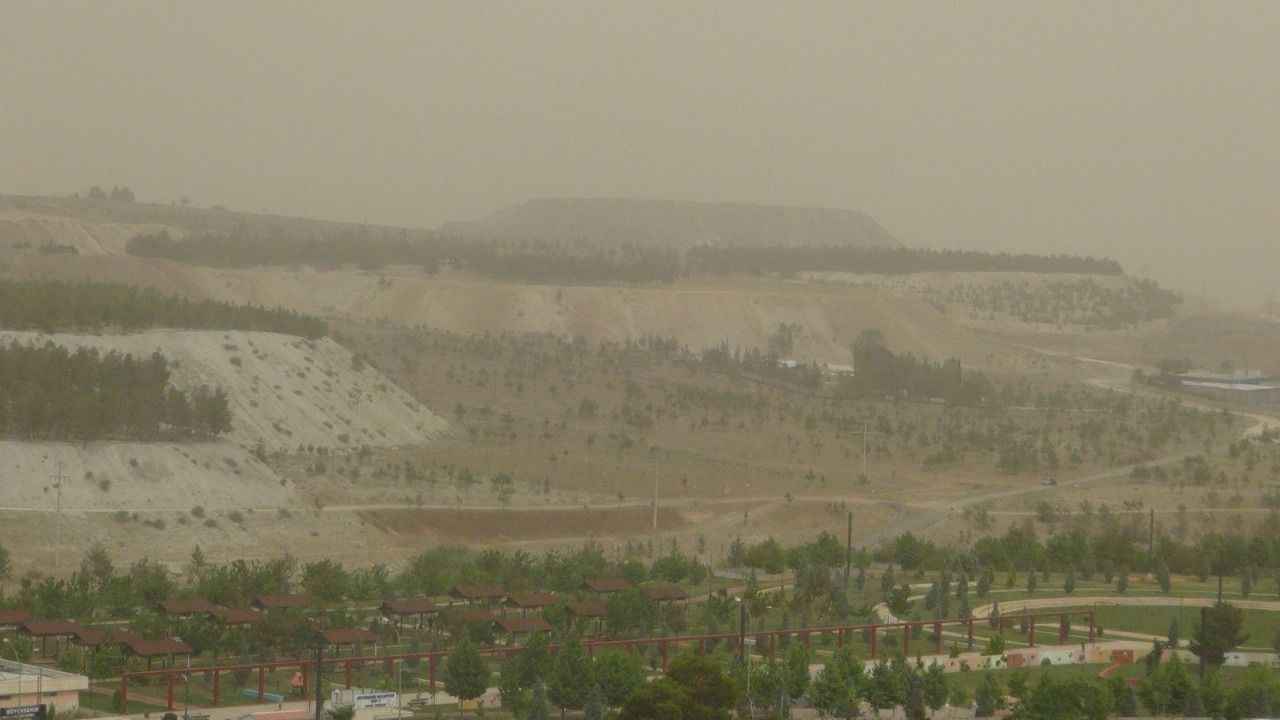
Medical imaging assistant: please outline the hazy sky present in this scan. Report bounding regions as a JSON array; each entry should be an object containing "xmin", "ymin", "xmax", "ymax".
[{"xmin": 3, "ymin": 2, "xmax": 1277, "ymax": 303}]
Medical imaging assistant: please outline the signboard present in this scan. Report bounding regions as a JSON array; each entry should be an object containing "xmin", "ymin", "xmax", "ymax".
[
  {"xmin": 330, "ymin": 689, "xmax": 398, "ymax": 710},
  {"xmin": 0, "ymin": 705, "xmax": 46, "ymax": 719}
]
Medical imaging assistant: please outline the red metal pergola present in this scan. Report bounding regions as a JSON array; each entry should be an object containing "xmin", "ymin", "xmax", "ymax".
[{"xmin": 120, "ymin": 609, "xmax": 1095, "ymax": 711}]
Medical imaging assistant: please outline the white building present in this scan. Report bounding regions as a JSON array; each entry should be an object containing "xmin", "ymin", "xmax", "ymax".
[{"xmin": 0, "ymin": 660, "xmax": 88, "ymax": 713}]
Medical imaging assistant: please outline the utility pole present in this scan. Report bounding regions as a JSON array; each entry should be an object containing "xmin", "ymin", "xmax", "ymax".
[
  {"xmin": 845, "ymin": 511, "xmax": 853, "ymax": 589},
  {"xmin": 51, "ymin": 460, "xmax": 68, "ymax": 576},
  {"xmin": 863, "ymin": 422, "xmax": 869, "ymax": 481},
  {"xmin": 1148, "ymin": 508, "xmax": 1155, "ymax": 570},
  {"xmin": 314, "ymin": 644, "xmax": 325, "ymax": 720},
  {"xmin": 650, "ymin": 445, "xmax": 660, "ymax": 530}
]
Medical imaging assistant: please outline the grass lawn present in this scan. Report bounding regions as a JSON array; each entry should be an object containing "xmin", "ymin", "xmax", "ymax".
[{"xmin": 79, "ymin": 690, "xmax": 167, "ymax": 715}]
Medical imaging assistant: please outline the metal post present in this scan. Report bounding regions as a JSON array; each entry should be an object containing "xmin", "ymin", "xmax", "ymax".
[
  {"xmin": 903, "ymin": 623, "xmax": 910, "ymax": 656},
  {"xmin": 344, "ymin": 660, "xmax": 352, "ymax": 689},
  {"xmin": 315, "ymin": 645, "xmax": 325, "ymax": 720},
  {"xmin": 1059, "ymin": 614, "xmax": 1069, "ymax": 644},
  {"xmin": 660, "ymin": 641, "xmax": 668, "ymax": 672},
  {"xmin": 869, "ymin": 626, "xmax": 878, "ymax": 658},
  {"xmin": 738, "ymin": 601, "xmax": 747, "ymax": 663},
  {"xmin": 213, "ymin": 669, "xmax": 221, "ymax": 707},
  {"xmin": 934, "ymin": 622, "xmax": 943, "ymax": 654},
  {"xmin": 121, "ymin": 673, "xmax": 129, "ymax": 709},
  {"xmin": 1088, "ymin": 611, "xmax": 1095, "ymax": 643},
  {"xmin": 167, "ymin": 672, "xmax": 176, "ymax": 710},
  {"xmin": 428, "ymin": 654, "xmax": 437, "ymax": 692},
  {"xmin": 845, "ymin": 511, "xmax": 853, "ymax": 588},
  {"xmin": 258, "ymin": 666, "xmax": 266, "ymax": 701},
  {"xmin": 1028, "ymin": 617, "xmax": 1036, "ymax": 647},
  {"xmin": 967, "ymin": 617, "xmax": 975, "ymax": 650}
]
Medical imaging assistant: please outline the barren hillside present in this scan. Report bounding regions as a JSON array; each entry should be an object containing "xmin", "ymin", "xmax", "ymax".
[
  {"xmin": 0, "ymin": 209, "xmax": 180, "ymax": 256},
  {"xmin": 0, "ymin": 329, "xmax": 448, "ymax": 451}
]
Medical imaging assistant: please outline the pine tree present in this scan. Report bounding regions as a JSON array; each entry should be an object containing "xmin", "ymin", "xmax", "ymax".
[
  {"xmin": 582, "ymin": 683, "xmax": 604, "ymax": 720},
  {"xmin": 1156, "ymin": 557, "xmax": 1172, "ymax": 594},
  {"xmin": 442, "ymin": 640, "xmax": 488, "ymax": 716},
  {"xmin": 526, "ymin": 681, "xmax": 550, "ymax": 720},
  {"xmin": 974, "ymin": 673, "xmax": 1005, "ymax": 717}
]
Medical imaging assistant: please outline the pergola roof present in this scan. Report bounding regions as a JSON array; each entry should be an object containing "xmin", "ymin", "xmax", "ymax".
[
  {"xmin": 322, "ymin": 628, "xmax": 379, "ymax": 645},
  {"xmin": 208, "ymin": 607, "xmax": 264, "ymax": 626},
  {"xmin": 73, "ymin": 628, "xmax": 143, "ymax": 648},
  {"xmin": 640, "ymin": 583, "xmax": 689, "ymax": 602},
  {"xmin": 565, "ymin": 601, "xmax": 608, "ymax": 618},
  {"xmin": 380, "ymin": 598, "xmax": 437, "ymax": 616},
  {"xmin": 252, "ymin": 594, "xmax": 312, "ymax": 610},
  {"xmin": 494, "ymin": 617, "xmax": 552, "ymax": 635},
  {"xmin": 583, "ymin": 578, "xmax": 633, "ymax": 593},
  {"xmin": 122, "ymin": 637, "xmax": 193, "ymax": 657},
  {"xmin": 0, "ymin": 610, "xmax": 32, "ymax": 627},
  {"xmin": 449, "ymin": 585, "xmax": 506, "ymax": 602},
  {"xmin": 450, "ymin": 609, "xmax": 498, "ymax": 625},
  {"xmin": 505, "ymin": 592, "xmax": 558, "ymax": 609},
  {"xmin": 19, "ymin": 620, "xmax": 84, "ymax": 637}
]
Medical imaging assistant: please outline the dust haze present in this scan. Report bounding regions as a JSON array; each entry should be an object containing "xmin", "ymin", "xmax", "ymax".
[{"xmin": 3, "ymin": 2, "xmax": 1277, "ymax": 305}]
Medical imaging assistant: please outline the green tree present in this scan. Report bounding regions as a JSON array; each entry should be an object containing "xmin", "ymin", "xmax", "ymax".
[
  {"xmin": 974, "ymin": 672, "xmax": 1006, "ymax": 717},
  {"xmin": 1063, "ymin": 567, "xmax": 1075, "ymax": 595},
  {"xmin": 1108, "ymin": 675, "xmax": 1136, "ymax": 717},
  {"xmin": 526, "ymin": 681, "xmax": 551, "ymax": 720},
  {"xmin": 922, "ymin": 661, "xmax": 948, "ymax": 713},
  {"xmin": 582, "ymin": 683, "xmax": 605, "ymax": 720},
  {"xmin": 442, "ymin": 640, "xmax": 489, "ymax": 718},
  {"xmin": 618, "ymin": 678, "xmax": 690, "ymax": 720},
  {"xmin": 1139, "ymin": 654, "xmax": 1193, "ymax": 715},
  {"xmin": 810, "ymin": 656, "xmax": 857, "ymax": 719},
  {"xmin": 904, "ymin": 671, "xmax": 927, "ymax": 720},
  {"xmin": 665, "ymin": 653, "xmax": 737, "ymax": 720},
  {"xmin": 1190, "ymin": 602, "xmax": 1249, "ymax": 673},
  {"xmin": 1155, "ymin": 557, "xmax": 1172, "ymax": 593},
  {"xmin": 1010, "ymin": 674, "xmax": 1112, "ymax": 720},
  {"xmin": 1223, "ymin": 666, "xmax": 1280, "ymax": 720},
  {"xmin": 784, "ymin": 643, "xmax": 810, "ymax": 702},
  {"xmin": 592, "ymin": 650, "xmax": 645, "ymax": 709},
  {"xmin": 548, "ymin": 637, "xmax": 592, "ymax": 718},
  {"xmin": 1201, "ymin": 669, "xmax": 1227, "ymax": 717},
  {"xmin": 1007, "ymin": 671, "xmax": 1029, "ymax": 703}
]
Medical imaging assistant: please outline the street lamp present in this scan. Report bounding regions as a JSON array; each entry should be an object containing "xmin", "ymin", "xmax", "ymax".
[{"xmin": 734, "ymin": 596, "xmax": 751, "ymax": 718}]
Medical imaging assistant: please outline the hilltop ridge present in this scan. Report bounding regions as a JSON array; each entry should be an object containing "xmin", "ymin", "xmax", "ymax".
[{"xmin": 443, "ymin": 197, "xmax": 903, "ymax": 249}]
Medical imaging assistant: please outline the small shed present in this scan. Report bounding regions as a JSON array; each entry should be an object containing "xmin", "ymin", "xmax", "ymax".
[
  {"xmin": 449, "ymin": 585, "xmax": 506, "ymax": 606},
  {"xmin": 582, "ymin": 578, "xmax": 633, "ymax": 595},
  {"xmin": 0, "ymin": 609, "xmax": 32, "ymax": 631},
  {"xmin": 493, "ymin": 616, "xmax": 552, "ymax": 644},
  {"xmin": 380, "ymin": 598, "xmax": 437, "ymax": 628},
  {"xmin": 640, "ymin": 583, "xmax": 689, "ymax": 604},
  {"xmin": 504, "ymin": 592, "xmax": 557, "ymax": 617},
  {"xmin": 19, "ymin": 620, "xmax": 85, "ymax": 656},
  {"xmin": 121, "ymin": 637, "xmax": 193, "ymax": 670},
  {"xmin": 252, "ymin": 594, "xmax": 312, "ymax": 611},
  {"xmin": 71, "ymin": 628, "xmax": 142, "ymax": 650},
  {"xmin": 208, "ymin": 607, "xmax": 264, "ymax": 627},
  {"xmin": 321, "ymin": 628, "xmax": 379, "ymax": 653},
  {"xmin": 565, "ymin": 600, "xmax": 607, "ymax": 635}
]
